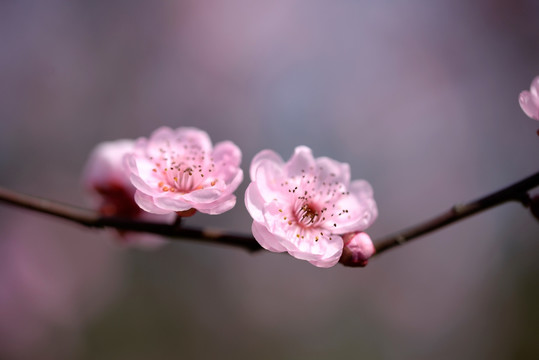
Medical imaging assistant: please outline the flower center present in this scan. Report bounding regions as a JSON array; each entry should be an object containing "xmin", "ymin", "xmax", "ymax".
[
  {"xmin": 149, "ymin": 141, "xmax": 217, "ymax": 194},
  {"xmin": 278, "ymin": 166, "xmax": 352, "ymax": 238},
  {"xmin": 169, "ymin": 166, "xmax": 197, "ymax": 193},
  {"xmin": 296, "ymin": 202, "xmax": 319, "ymax": 226}
]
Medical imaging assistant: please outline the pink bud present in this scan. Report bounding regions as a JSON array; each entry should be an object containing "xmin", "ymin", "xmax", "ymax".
[{"xmin": 339, "ymin": 232, "xmax": 375, "ymax": 267}]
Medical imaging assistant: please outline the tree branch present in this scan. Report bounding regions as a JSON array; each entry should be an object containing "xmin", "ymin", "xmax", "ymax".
[
  {"xmin": 0, "ymin": 186, "xmax": 261, "ymax": 252},
  {"xmin": 0, "ymin": 170, "xmax": 537, "ymax": 260},
  {"xmin": 374, "ymin": 171, "xmax": 539, "ymax": 255}
]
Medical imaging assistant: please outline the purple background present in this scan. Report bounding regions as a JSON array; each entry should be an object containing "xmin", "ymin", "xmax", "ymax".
[{"xmin": 0, "ymin": 1, "xmax": 538, "ymax": 359}]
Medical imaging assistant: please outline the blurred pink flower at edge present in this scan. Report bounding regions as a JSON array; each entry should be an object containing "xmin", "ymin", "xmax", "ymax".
[
  {"xmin": 245, "ymin": 146, "xmax": 377, "ymax": 268},
  {"xmin": 82, "ymin": 139, "xmax": 174, "ymax": 249},
  {"xmin": 519, "ymin": 75, "xmax": 539, "ymax": 121}
]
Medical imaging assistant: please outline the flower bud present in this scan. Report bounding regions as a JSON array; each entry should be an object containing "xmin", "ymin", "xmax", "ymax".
[{"xmin": 339, "ymin": 232, "xmax": 375, "ymax": 267}]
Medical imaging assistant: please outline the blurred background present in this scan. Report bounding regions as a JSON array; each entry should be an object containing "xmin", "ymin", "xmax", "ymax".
[{"xmin": 0, "ymin": 1, "xmax": 538, "ymax": 359}]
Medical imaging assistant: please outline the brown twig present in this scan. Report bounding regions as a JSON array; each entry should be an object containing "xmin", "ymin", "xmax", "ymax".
[
  {"xmin": 374, "ymin": 171, "xmax": 539, "ymax": 255},
  {"xmin": 0, "ymin": 186, "xmax": 261, "ymax": 252}
]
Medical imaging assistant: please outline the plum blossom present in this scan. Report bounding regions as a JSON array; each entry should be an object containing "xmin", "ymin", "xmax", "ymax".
[
  {"xmin": 82, "ymin": 139, "xmax": 173, "ymax": 248},
  {"xmin": 83, "ymin": 140, "xmax": 141, "ymax": 218},
  {"xmin": 245, "ymin": 146, "xmax": 377, "ymax": 268},
  {"xmin": 339, "ymin": 232, "xmax": 375, "ymax": 267},
  {"xmin": 125, "ymin": 127, "xmax": 243, "ymax": 215},
  {"xmin": 519, "ymin": 76, "xmax": 539, "ymax": 120}
]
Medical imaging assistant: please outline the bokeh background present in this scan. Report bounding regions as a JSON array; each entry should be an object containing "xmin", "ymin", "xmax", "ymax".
[{"xmin": 1, "ymin": 1, "xmax": 538, "ymax": 359}]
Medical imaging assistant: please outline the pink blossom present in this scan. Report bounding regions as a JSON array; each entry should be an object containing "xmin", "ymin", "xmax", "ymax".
[
  {"xmin": 245, "ymin": 146, "xmax": 377, "ymax": 268},
  {"xmin": 82, "ymin": 139, "xmax": 172, "ymax": 248},
  {"xmin": 125, "ymin": 127, "xmax": 243, "ymax": 215},
  {"xmin": 339, "ymin": 232, "xmax": 375, "ymax": 267},
  {"xmin": 83, "ymin": 140, "xmax": 141, "ymax": 217},
  {"xmin": 519, "ymin": 76, "xmax": 539, "ymax": 120}
]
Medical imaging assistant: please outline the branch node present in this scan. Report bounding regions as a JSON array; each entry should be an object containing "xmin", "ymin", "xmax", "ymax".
[
  {"xmin": 202, "ymin": 229, "xmax": 225, "ymax": 239},
  {"xmin": 452, "ymin": 203, "xmax": 466, "ymax": 215},
  {"xmin": 395, "ymin": 235, "xmax": 406, "ymax": 244}
]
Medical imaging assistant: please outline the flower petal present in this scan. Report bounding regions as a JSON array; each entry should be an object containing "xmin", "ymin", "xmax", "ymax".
[
  {"xmin": 148, "ymin": 126, "xmax": 175, "ymax": 144},
  {"xmin": 153, "ymin": 195, "xmax": 194, "ymax": 212},
  {"xmin": 134, "ymin": 191, "xmax": 172, "ymax": 214},
  {"xmin": 315, "ymin": 156, "xmax": 351, "ymax": 186},
  {"xmin": 245, "ymin": 183, "xmax": 265, "ymax": 223},
  {"xmin": 83, "ymin": 139, "xmax": 135, "ymax": 189},
  {"xmin": 182, "ymin": 188, "xmax": 222, "ymax": 204},
  {"xmin": 174, "ymin": 127, "xmax": 213, "ymax": 154},
  {"xmin": 288, "ymin": 233, "xmax": 343, "ymax": 268},
  {"xmin": 321, "ymin": 180, "xmax": 377, "ymax": 234},
  {"xmin": 254, "ymin": 157, "xmax": 285, "ymax": 202},
  {"xmin": 262, "ymin": 201, "xmax": 293, "ymax": 241},
  {"xmin": 221, "ymin": 169, "xmax": 244, "ymax": 196},
  {"xmin": 213, "ymin": 141, "xmax": 242, "ymax": 168},
  {"xmin": 284, "ymin": 146, "xmax": 316, "ymax": 177},
  {"xmin": 196, "ymin": 195, "xmax": 237, "ymax": 215},
  {"xmin": 350, "ymin": 179, "xmax": 374, "ymax": 200},
  {"xmin": 249, "ymin": 149, "xmax": 283, "ymax": 181},
  {"xmin": 252, "ymin": 221, "xmax": 288, "ymax": 252},
  {"xmin": 129, "ymin": 174, "xmax": 158, "ymax": 195},
  {"xmin": 327, "ymin": 198, "xmax": 377, "ymax": 234},
  {"xmin": 531, "ymin": 76, "xmax": 539, "ymax": 99},
  {"xmin": 519, "ymin": 91, "xmax": 539, "ymax": 120},
  {"xmin": 124, "ymin": 152, "xmax": 139, "ymax": 174}
]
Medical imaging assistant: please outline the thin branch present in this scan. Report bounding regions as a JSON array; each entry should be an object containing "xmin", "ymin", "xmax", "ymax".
[
  {"xmin": 374, "ymin": 171, "xmax": 539, "ymax": 255},
  {"xmin": 0, "ymin": 186, "xmax": 261, "ymax": 252},
  {"xmin": 0, "ymin": 170, "xmax": 537, "ymax": 260}
]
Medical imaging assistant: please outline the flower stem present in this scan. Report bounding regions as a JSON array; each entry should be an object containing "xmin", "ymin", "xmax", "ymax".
[{"xmin": 0, "ymin": 170, "xmax": 537, "ymax": 258}]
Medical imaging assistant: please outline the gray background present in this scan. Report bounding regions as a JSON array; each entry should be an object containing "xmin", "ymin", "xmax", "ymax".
[{"xmin": 0, "ymin": 1, "xmax": 538, "ymax": 359}]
